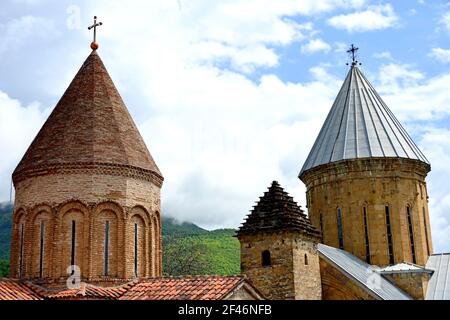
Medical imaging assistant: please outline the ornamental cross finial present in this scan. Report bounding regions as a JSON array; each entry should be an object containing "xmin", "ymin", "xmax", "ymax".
[
  {"xmin": 88, "ymin": 16, "xmax": 103, "ymax": 50},
  {"xmin": 347, "ymin": 44, "xmax": 359, "ymax": 65}
]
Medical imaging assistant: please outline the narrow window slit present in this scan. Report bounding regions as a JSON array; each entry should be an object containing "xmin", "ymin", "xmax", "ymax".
[
  {"xmin": 104, "ymin": 221, "xmax": 110, "ymax": 276},
  {"xmin": 363, "ymin": 207, "xmax": 371, "ymax": 264},
  {"xmin": 407, "ymin": 206, "xmax": 416, "ymax": 264},
  {"xmin": 385, "ymin": 206, "xmax": 394, "ymax": 265},
  {"xmin": 39, "ymin": 221, "xmax": 45, "ymax": 278}
]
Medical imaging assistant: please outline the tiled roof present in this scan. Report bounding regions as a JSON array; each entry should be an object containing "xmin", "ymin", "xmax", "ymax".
[
  {"xmin": 0, "ymin": 276, "xmax": 256, "ymax": 300},
  {"xmin": 237, "ymin": 181, "xmax": 320, "ymax": 238},
  {"xmin": 426, "ymin": 253, "xmax": 450, "ymax": 300},
  {"xmin": 299, "ymin": 64, "xmax": 429, "ymax": 177},
  {"xmin": 119, "ymin": 276, "xmax": 246, "ymax": 300},
  {"xmin": 318, "ymin": 244, "xmax": 412, "ymax": 300},
  {"xmin": 0, "ymin": 279, "xmax": 42, "ymax": 300},
  {"xmin": 13, "ymin": 50, "xmax": 162, "ymax": 184},
  {"xmin": 30, "ymin": 282, "xmax": 132, "ymax": 300}
]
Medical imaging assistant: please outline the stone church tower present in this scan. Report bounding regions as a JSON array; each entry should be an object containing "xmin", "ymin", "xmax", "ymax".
[
  {"xmin": 237, "ymin": 181, "xmax": 322, "ymax": 300},
  {"xmin": 299, "ymin": 61, "xmax": 432, "ymax": 267},
  {"xmin": 10, "ymin": 49, "xmax": 163, "ymax": 284}
]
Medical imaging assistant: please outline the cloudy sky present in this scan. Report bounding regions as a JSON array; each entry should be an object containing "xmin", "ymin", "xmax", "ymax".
[{"xmin": 1, "ymin": 0, "xmax": 450, "ymax": 252}]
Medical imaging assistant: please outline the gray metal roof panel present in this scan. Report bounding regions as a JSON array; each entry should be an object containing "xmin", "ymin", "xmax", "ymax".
[
  {"xmin": 426, "ymin": 253, "xmax": 450, "ymax": 300},
  {"xmin": 318, "ymin": 244, "xmax": 412, "ymax": 300},
  {"xmin": 300, "ymin": 66, "xmax": 429, "ymax": 176}
]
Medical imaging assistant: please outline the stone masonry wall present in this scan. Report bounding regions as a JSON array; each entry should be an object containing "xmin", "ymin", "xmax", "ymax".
[
  {"xmin": 320, "ymin": 258, "xmax": 375, "ymax": 300},
  {"xmin": 239, "ymin": 231, "xmax": 321, "ymax": 300},
  {"xmin": 383, "ymin": 272, "xmax": 430, "ymax": 300},
  {"xmin": 302, "ymin": 158, "xmax": 432, "ymax": 267}
]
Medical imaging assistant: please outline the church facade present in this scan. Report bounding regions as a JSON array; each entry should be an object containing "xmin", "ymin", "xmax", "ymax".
[{"xmin": 0, "ymin": 40, "xmax": 449, "ymax": 300}]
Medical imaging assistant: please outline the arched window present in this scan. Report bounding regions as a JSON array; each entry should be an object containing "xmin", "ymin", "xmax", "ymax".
[
  {"xmin": 262, "ymin": 250, "xmax": 271, "ymax": 267},
  {"xmin": 304, "ymin": 254, "xmax": 309, "ymax": 266},
  {"xmin": 130, "ymin": 212, "xmax": 146, "ymax": 278},
  {"xmin": 363, "ymin": 207, "xmax": 371, "ymax": 264},
  {"xmin": 385, "ymin": 206, "xmax": 394, "ymax": 265},
  {"xmin": 337, "ymin": 208, "xmax": 344, "ymax": 250},
  {"xmin": 19, "ymin": 222, "xmax": 25, "ymax": 279},
  {"xmin": 406, "ymin": 206, "xmax": 416, "ymax": 264}
]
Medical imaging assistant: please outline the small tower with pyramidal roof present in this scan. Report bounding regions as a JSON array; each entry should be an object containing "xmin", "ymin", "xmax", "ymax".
[
  {"xmin": 237, "ymin": 181, "xmax": 322, "ymax": 300},
  {"xmin": 299, "ymin": 45, "xmax": 433, "ymax": 267},
  {"xmin": 10, "ymin": 18, "xmax": 163, "ymax": 284}
]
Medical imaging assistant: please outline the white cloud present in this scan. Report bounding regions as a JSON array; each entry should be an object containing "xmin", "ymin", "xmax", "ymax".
[
  {"xmin": 419, "ymin": 128, "xmax": 450, "ymax": 252},
  {"xmin": 301, "ymin": 38, "xmax": 331, "ymax": 54},
  {"xmin": 334, "ymin": 41, "xmax": 348, "ymax": 53},
  {"xmin": 429, "ymin": 48, "xmax": 450, "ymax": 63},
  {"xmin": 0, "ymin": 91, "xmax": 49, "ymax": 201},
  {"xmin": 373, "ymin": 51, "xmax": 392, "ymax": 60},
  {"xmin": 440, "ymin": 11, "xmax": 450, "ymax": 32},
  {"xmin": 0, "ymin": 15, "xmax": 59, "ymax": 57},
  {"xmin": 373, "ymin": 63, "xmax": 450, "ymax": 123},
  {"xmin": 327, "ymin": 4, "xmax": 398, "ymax": 32}
]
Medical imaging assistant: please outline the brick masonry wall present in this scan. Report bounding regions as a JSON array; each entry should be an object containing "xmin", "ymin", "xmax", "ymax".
[
  {"xmin": 239, "ymin": 231, "xmax": 321, "ymax": 300},
  {"xmin": 10, "ymin": 170, "xmax": 162, "ymax": 283},
  {"xmin": 302, "ymin": 158, "xmax": 433, "ymax": 267}
]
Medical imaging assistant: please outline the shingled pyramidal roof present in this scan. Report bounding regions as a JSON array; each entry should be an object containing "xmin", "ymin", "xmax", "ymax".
[
  {"xmin": 299, "ymin": 64, "xmax": 429, "ymax": 177},
  {"xmin": 237, "ymin": 181, "xmax": 320, "ymax": 239},
  {"xmin": 13, "ymin": 50, "xmax": 162, "ymax": 182}
]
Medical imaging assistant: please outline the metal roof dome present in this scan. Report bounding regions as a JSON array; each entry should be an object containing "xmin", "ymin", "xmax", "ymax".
[{"xmin": 299, "ymin": 64, "xmax": 429, "ymax": 177}]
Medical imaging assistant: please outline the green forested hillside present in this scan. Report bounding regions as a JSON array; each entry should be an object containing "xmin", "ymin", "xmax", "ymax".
[
  {"xmin": 0, "ymin": 206, "xmax": 240, "ymax": 277},
  {"xmin": 0, "ymin": 204, "xmax": 12, "ymax": 260},
  {"xmin": 161, "ymin": 217, "xmax": 240, "ymax": 276},
  {"xmin": 0, "ymin": 203, "xmax": 12, "ymax": 277}
]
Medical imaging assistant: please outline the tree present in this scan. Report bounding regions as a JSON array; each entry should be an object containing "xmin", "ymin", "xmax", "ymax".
[
  {"xmin": 0, "ymin": 260, "xmax": 9, "ymax": 278},
  {"xmin": 162, "ymin": 237, "xmax": 212, "ymax": 276}
]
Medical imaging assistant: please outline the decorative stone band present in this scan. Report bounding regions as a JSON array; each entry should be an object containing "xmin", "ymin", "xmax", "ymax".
[
  {"xmin": 12, "ymin": 162, "xmax": 164, "ymax": 187},
  {"xmin": 300, "ymin": 157, "xmax": 431, "ymax": 184}
]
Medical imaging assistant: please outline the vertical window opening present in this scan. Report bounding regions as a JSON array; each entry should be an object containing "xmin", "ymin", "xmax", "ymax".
[
  {"xmin": 19, "ymin": 223, "xmax": 25, "ymax": 278},
  {"xmin": 304, "ymin": 254, "xmax": 309, "ymax": 266},
  {"xmin": 134, "ymin": 223, "xmax": 138, "ymax": 277},
  {"xmin": 363, "ymin": 207, "xmax": 371, "ymax": 264},
  {"xmin": 407, "ymin": 206, "xmax": 416, "ymax": 264},
  {"xmin": 423, "ymin": 207, "xmax": 430, "ymax": 257},
  {"xmin": 337, "ymin": 208, "xmax": 344, "ymax": 250},
  {"xmin": 319, "ymin": 211, "xmax": 324, "ymax": 242},
  {"xmin": 39, "ymin": 221, "xmax": 45, "ymax": 278},
  {"xmin": 262, "ymin": 250, "xmax": 271, "ymax": 266},
  {"xmin": 385, "ymin": 206, "xmax": 394, "ymax": 265},
  {"xmin": 70, "ymin": 220, "xmax": 76, "ymax": 274},
  {"xmin": 104, "ymin": 221, "xmax": 110, "ymax": 276}
]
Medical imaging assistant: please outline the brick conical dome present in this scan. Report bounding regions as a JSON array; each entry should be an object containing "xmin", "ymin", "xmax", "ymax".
[
  {"xmin": 13, "ymin": 50, "xmax": 162, "ymax": 184},
  {"xmin": 237, "ymin": 181, "xmax": 320, "ymax": 239}
]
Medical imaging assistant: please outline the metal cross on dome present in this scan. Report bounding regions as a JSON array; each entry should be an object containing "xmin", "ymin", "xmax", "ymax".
[
  {"xmin": 347, "ymin": 44, "xmax": 359, "ymax": 65},
  {"xmin": 88, "ymin": 16, "xmax": 103, "ymax": 50}
]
